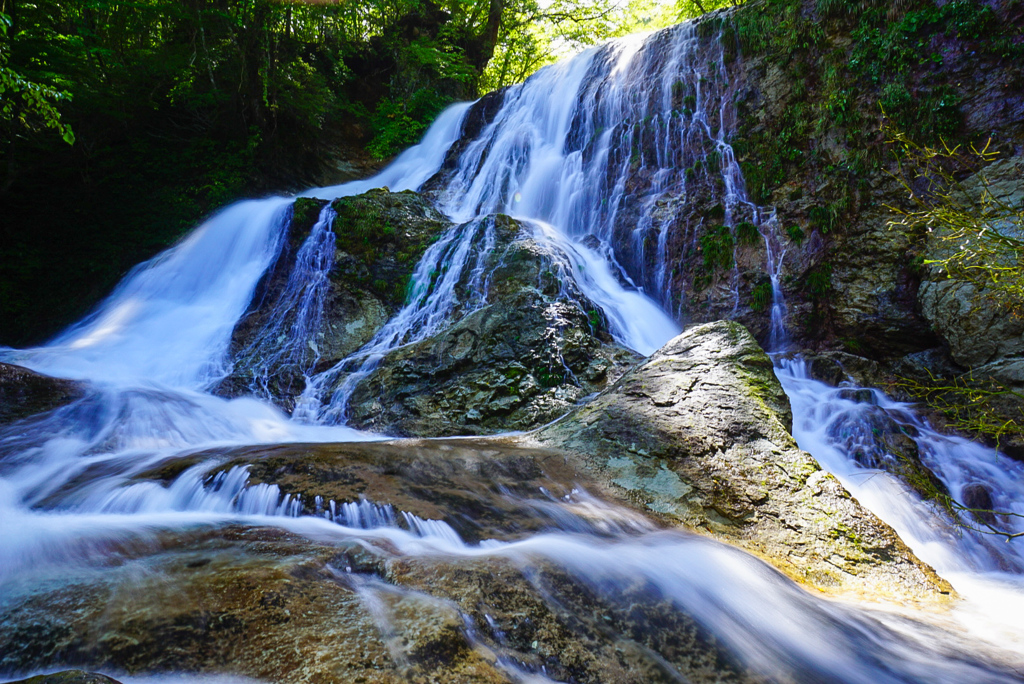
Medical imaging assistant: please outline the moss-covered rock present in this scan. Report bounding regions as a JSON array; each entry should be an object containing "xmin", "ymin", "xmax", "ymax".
[
  {"xmin": 216, "ymin": 189, "xmax": 450, "ymax": 412},
  {"xmin": 531, "ymin": 321, "xmax": 953, "ymax": 603},
  {"xmin": 0, "ymin": 362, "xmax": 85, "ymax": 425},
  {"xmin": 330, "ymin": 188, "xmax": 451, "ymax": 312},
  {"xmin": 343, "ymin": 216, "xmax": 640, "ymax": 436}
]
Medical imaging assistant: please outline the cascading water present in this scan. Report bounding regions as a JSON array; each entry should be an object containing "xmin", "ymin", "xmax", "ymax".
[
  {"xmin": 230, "ymin": 205, "xmax": 338, "ymax": 400},
  {"xmin": 2, "ymin": 12, "xmax": 1024, "ymax": 683}
]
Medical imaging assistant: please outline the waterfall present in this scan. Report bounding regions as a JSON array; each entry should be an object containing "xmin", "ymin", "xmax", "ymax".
[
  {"xmin": 230, "ymin": 204, "xmax": 338, "ymax": 401},
  {"xmin": 1, "ymin": 13, "xmax": 1024, "ymax": 682}
]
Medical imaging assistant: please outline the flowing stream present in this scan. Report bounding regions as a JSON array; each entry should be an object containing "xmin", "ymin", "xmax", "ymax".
[{"xmin": 3, "ymin": 15, "xmax": 1024, "ymax": 684}]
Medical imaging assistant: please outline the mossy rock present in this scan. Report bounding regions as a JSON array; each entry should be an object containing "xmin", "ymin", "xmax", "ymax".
[{"xmin": 216, "ymin": 189, "xmax": 452, "ymax": 412}]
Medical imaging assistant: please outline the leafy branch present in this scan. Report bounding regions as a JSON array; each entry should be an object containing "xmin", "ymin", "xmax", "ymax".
[
  {"xmin": 0, "ymin": 12, "xmax": 75, "ymax": 145},
  {"xmin": 885, "ymin": 124, "xmax": 1024, "ymax": 317}
]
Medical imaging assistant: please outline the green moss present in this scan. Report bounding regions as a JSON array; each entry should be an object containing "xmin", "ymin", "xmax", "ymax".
[
  {"xmin": 750, "ymin": 281, "xmax": 773, "ymax": 312},
  {"xmin": 805, "ymin": 262, "xmax": 833, "ymax": 300},
  {"xmin": 785, "ymin": 225, "xmax": 805, "ymax": 245},
  {"xmin": 736, "ymin": 221, "xmax": 760, "ymax": 246},
  {"xmin": 330, "ymin": 189, "xmax": 448, "ymax": 308},
  {"xmin": 291, "ymin": 198, "xmax": 325, "ymax": 233},
  {"xmin": 699, "ymin": 224, "xmax": 735, "ymax": 271}
]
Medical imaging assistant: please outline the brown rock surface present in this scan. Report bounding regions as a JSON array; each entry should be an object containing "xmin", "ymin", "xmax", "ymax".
[{"xmin": 0, "ymin": 363, "xmax": 84, "ymax": 425}]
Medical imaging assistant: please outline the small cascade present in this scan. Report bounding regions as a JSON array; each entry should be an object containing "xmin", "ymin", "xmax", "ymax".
[
  {"xmin": 760, "ymin": 210, "xmax": 789, "ymax": 351},
  {"xmin": 2, "ymin": 198, "xmax": 295, "ymax": 388},
  {"xmin": 81, "ymin": 462, "xmax": 461, "ymax": 542},
  {"xmin": 776, "ymin": 358, "xmax": 1024, "ymax": 576},
  {"xmin": 231, "ymin": 205, "xmax": 338, "ymax": 399},
  {"xmin": 429, "ymin": 20, "xmax": 784, "ymax": 323}
]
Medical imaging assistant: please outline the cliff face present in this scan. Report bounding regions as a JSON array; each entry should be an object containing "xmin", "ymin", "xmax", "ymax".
[
  {"xmin": 422, "ymin": 0, "xmax": 1024, "ymax": 449},
  {"xmin": 725, "ymin": 0, "xmax": 1024, "ymax": 357}
]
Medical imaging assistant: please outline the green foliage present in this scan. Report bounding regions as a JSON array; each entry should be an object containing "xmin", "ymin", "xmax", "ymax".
[
  {"xmin": 805, "ymin": 262, "xmax": 833, "ymax": 299},
  {"xmin": 729, "ymin": 0, "xmax": 1022, "ymax": 228},
  {"xmin": 536, "ymin": 366, "xmax": 565, "ymax": 388},
  {"xmin": 750, "ymin": 281, "xmax": 773, "ymax": 311},
  {"xmin": 368, "ymin": 89, "xmax": 454, "ymax": 160},
  {"xmin": 886, "ymin": 127, "xmax": 1024, "ymax": 318},
  {"xmin": 479, "ymin": 0, "xmax": 742, "ymax": 92},
  {"xmin": 785, "ymin": 224, "xmax": 805, "ymax": 245},
  {"xmin": 736, "ymin": 221, "xmax": 760, "ymax": 246},
  {"xmin": 0, "ymin": 12, "xmax": 73, "ymax": 145},
  {"xmin": 699, "ymin": 224, "xmax": 735, "ymax": 271},
  {"xmin": 900, "ymin": 371, "xmax": 1024, "ymax": 455}
]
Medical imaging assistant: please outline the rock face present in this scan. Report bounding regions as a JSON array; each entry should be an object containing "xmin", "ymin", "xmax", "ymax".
[
  {"xmin": 533, "ymin": 321, "xmax": 951, "ymax": 601},
  {"xmin": 345, "ymin": 215, "xmax": 640, "ymax": 436},
  {"xmin": 217, "ymin": 189, "xmax": 450, "ymax": 411},
  {"xmin": 918, "ymin": 157, "xmax": 1024, "ymax": 377},
  {"xmin": 0, "ymin": 362, "xmax": 84, "ymax": 425}
]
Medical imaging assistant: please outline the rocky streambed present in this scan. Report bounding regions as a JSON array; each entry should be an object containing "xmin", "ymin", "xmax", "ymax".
[{"xmin": 6, "ymin": 318, "xmax": 1023, "ymax": 683}]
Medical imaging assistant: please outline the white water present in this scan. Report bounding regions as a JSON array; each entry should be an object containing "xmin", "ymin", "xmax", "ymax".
[
  {"xmin": 777, "ymin": 358, "xmax": 1024, "ymax": 649},
  {"xmin": 1, "ymin": 14, "xmax": 1024, "ymax": 683}
]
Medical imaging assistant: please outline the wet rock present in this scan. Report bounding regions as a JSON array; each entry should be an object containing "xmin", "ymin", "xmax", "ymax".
[
  {"xmin": 187, "ymin": 439, "xmax": 591, "ymax": 544},
  {"xmin": 961, "ymin": 482, "xmax": 998, "ymax": 527},
  {"xmin": 343, "ymin": 215, "xmax": 640, "ymax": 437},
  {"xmin": 0, "ymin": 363, "xmax": 85, "ymax": 425},
  {"xmin": 918, "ymin": 279, "xmax": 1024, "ymax": 369},
  {"xmin": 801, "ymin": 351, "xmax": 893, "ymax": 391},
  {"xmin": 216, "ymin": 189, "xmax": 450, "ymax": 412},
  {"xmin": 0, "ymin": 528, "xmax": 508, "ymax": 684},
  {"xmin": 532, "ymin": 320, "xmax": 954, "ymax": 603},
  {"xmin": 827, "ymin": 204, "xmax": 939, "ymax": 357},
  {"xmin": 0, "ymin": 437, "xmax": 770, "ymax": 684},
  {"xmin": 4, "ymin": 672, "xmax": 121, "ymax": 684}
]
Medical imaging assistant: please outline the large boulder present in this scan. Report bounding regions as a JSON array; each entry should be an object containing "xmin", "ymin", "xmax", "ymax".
[
  {"xmin": 0, "ymin": 362, "xmax": 84, "ymax": 425},
  {"xmin": 531, "ymin": 321, "xmax": 952, "ymax": 602},
  {"xmin": 344, "ymin": 216, "xmax": 640, "ymax": 436},
  {"xmin": 220, "ymin": 189, "xmax": 640, "ymax": 436}
]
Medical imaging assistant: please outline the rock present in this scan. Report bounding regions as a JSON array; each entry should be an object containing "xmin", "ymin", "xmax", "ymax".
[
  {"xmin": 918, "ymin": 279, "xmax": 1024, "ymax": 368},
  {"xmin": 182, "ymin": 439, "xmax": 591, "ymax": 544},
  {"xmin": 0, "ymin": 443, "xmax": 768, "ymax": 684},
  {"xmin": 531, "ymin": 321, "xmax": 953, "ymax": 603},
  {"xmin": 4, "ymin": 672, "xmax": 121, "ymax": 684},
  {"xmin": 0, "ymin": 362, "xmax": 84, "ymax": 425},
  {"xmin": 217, "ymin": 189, "xmax": 450, "ymax": 412},
  {"xmin": 0, "ymin": 528, "xmax": 508, "ymax": 684},
  {"xmin": 801, "ymin": 350, "xmax": 893, "ymax": 390},
  {"xmin": 345, "ymin": 216, "xmax": 640, "ymax": 436},
  {"xmin": 827, "ymin": 205, "xmax": 939, "ymax": 357}
]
